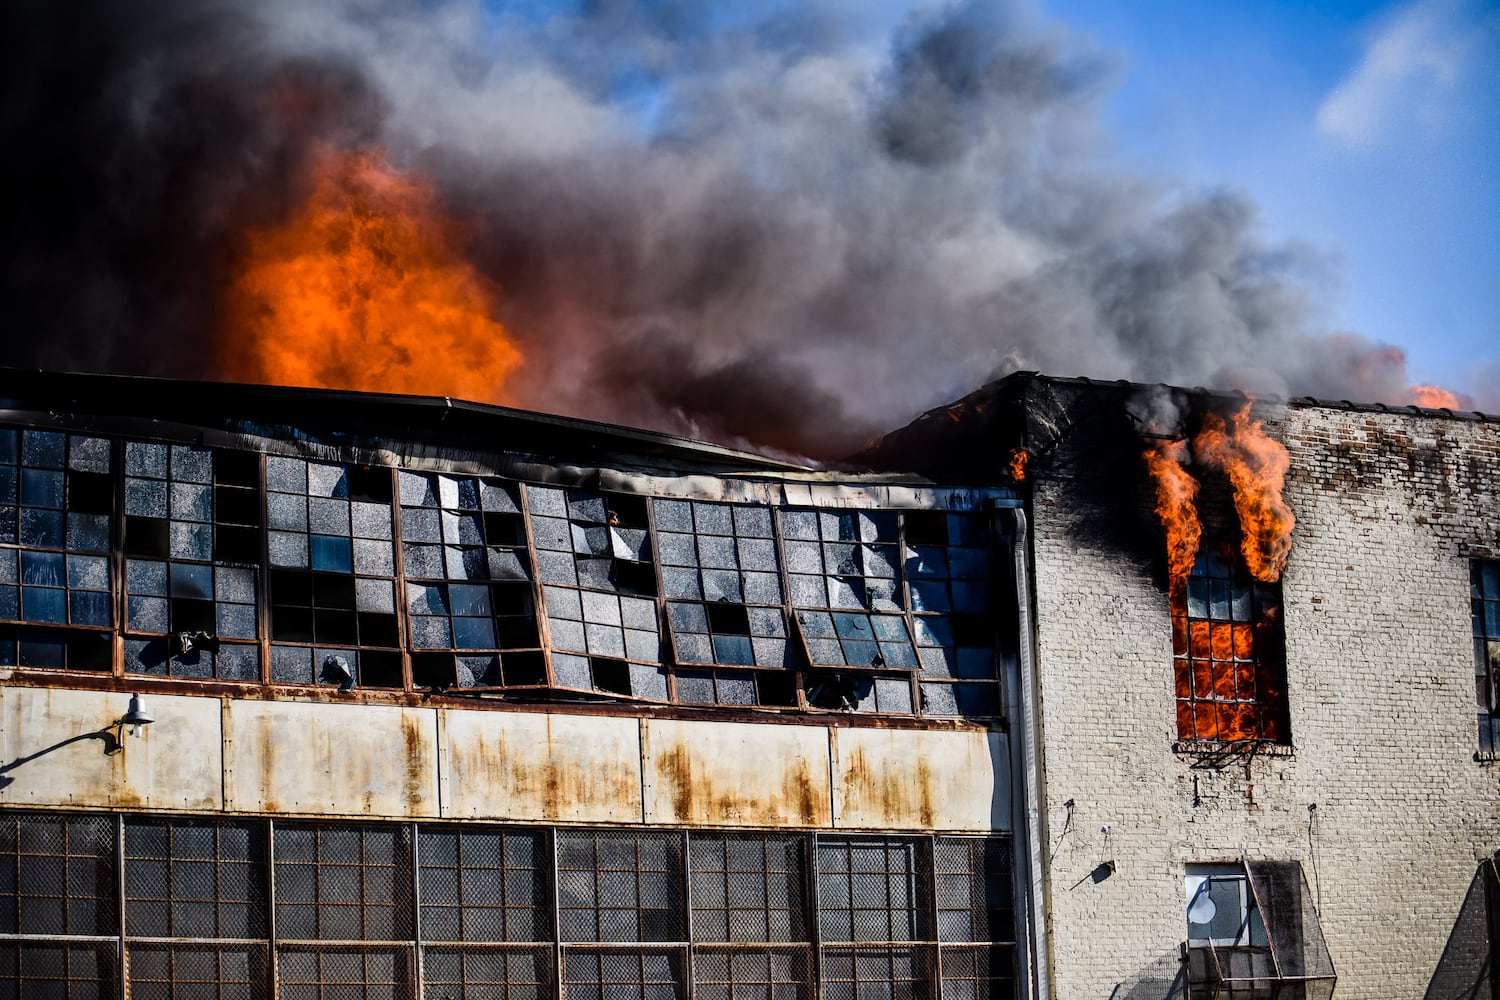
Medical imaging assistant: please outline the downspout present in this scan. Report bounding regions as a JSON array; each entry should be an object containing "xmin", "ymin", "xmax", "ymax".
[{"xmin": 1010, "ymin": 507, "xmax": 1053, "ymax": 1000}]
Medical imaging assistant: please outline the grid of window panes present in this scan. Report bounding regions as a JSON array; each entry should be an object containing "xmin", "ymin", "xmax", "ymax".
[
  {"xmin": 656, "ymin": 498, "xmax": 799, "ymax": 709},
  {"xmin": 0, "ymin": 428, "xmax": 114, "ymax": 671},
  {"xmin": 266, "ymin": 458, "xmax": 403, "ymax": 689},
  {"xmin": 1473, "ymin": 560, "xmax": 1500, "ymax": 752},
  {"xmin": 1172, "ymin": 549, "xmax": 1289, "ymax": 744},
  {"xmin": 0, "ymin": 812, "xmax": 1017, "ymax": 999},
  {"xmin": 531, "ymin": 486, "xmax": 668, "ymax": 700},
  {"xmin": 905, "ymin": 509, "xmax": 1001, "ymax": 719},
  {"xmin": 399, "ymin": 473, "xmax": 545, "ymax": 690},
  {"xmin": 123, "ymin": 443, "xmax": 261, "ymax": 681}
]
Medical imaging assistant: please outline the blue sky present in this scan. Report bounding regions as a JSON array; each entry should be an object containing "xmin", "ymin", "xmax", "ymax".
[{"xmin": 1045, "ymin": 0, "xmax": 1500, "ymax": 396}]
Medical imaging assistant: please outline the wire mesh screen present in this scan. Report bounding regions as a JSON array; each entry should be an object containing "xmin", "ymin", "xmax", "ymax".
[
  {"xmin": 0, "ymin": 941, "xmax": 117, "ymax": 1000},
  {"xmin": 815, "ymin": 838, "xmax": 927, "ymax": 944},
  {"xmin": 937, "ymin": 945, "xmax": 1014, "ymax": 1000},
  {"xmin": 690, "ymin": 944, "xmax": 810, "ymax": 1000},
  {"xmin": 1244, "ymin": 861, "xmax": 1336, "ymax": 982},
  {"xmin": 1424, "ymin": 858, "xmax": 1497, "ymax": 1000},
  {"xmin": 561, "ymin": 946, "xmax": 685, "ymax": 1000},
  {"xmin": 933, "ymin": 839, "xmax": 1013, "ymax": 944},
  {"xmin": 689, "ymin": 834, "xmax": 807, "ymax": 944},
  {"xmin": 819, "ymin": 945, "xmax": 933, "ymax": 1000},
  {"xmin": 127, "ymin": 943, "xmax": 268, "ymax": 1000},
  {"xmin": 555, "ymin": 831, "xmax": 684, "ymax": 943},
  {"xmin": 124, "ymin": 817, "xmax": 267, "ymax": 939},
  {"xmin": 0, "ymin": 812, "xmax": 116, "ymax": 935},
  {"xmin": 276, "ymin": 945, "xmax": 414, "ymax": 1000},
  {"xmin": 421, "ymin": 945, "xmax": 553, "ymax": 1000},
  {"xmin": 274, "ymin": 824, "xmax": 413, "ymax": 941},
  {"xmin": 418, "ymin": 827, "xmax": 549, "ymax": 943}
]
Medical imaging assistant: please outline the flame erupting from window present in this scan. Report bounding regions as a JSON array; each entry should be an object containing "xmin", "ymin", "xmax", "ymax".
[
  {"xmin": 1193, "ymin": 402, "xmax": 1295, "ymax": 583},
  {"xmin": 1143, "ymin": 439, "xmax": 1202, "ymax": 594},
  {"xmin": 1142, "ymin": 398, "xmax": 1295, "ymax": 587},
  {"xmin": 1008, "ymin": 447, "xmax": 1028, "ymax": 482},
  {"xmin": 219, "ymin": 144, "xmax": 521, "ymax": 402}
]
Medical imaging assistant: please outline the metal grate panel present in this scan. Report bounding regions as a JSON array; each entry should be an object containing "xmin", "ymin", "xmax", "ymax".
[
  {"xmin": 418, "ymin": 827, "xmax": 549, "ymax": 943},
  {"xmin": 0, "ymin": 941, "xmax": 117, "ymax": 1000},
  {"xmin": 690, "ymin": 835, "xmax": 807, "ymax": 944},
  {"xmin": 819, "ymin": 945, "xmax": 933, "ymax": 1000},
  {"xmin": 421, "ymin": 945, "xmax": 553, "ymax": 1000},
  {"xmin": 815, "ymin": 839, "xmax": 927, "ymax": 945},
  {"xmin": 932, "ymin": 839, "xmax": 1012, "ymax": 945},
  {"xmin": 555, "ymin": 831, "xmax": 683, "ymax": 943},
  {"xmin": 276, "ymin": 945, "xmax": 414, "ymax": 1000},
  {"xmin": 0, "ymin": 812, "xmax": 116, "ymax": 936},
  {"xmin": 125, "ymin": 817, "xmax": 268, "ymax": 939},
  {"xmin": 126, "ymin": 943, "xmax": 268, "ymax": 1000},
  {"xmin": 274, "ymin": 824, "xmax": 413, "ymax": 942},
  {"xmin": 560, "ymin": 946, "xmax": 685, "ymax": 1000},
  {"xmin": 691, "ymin": 944, "xmax": 810, "ymax": 1000},
  {"xmin": 936, "ymin": 945, "xmax": 1014, "ymax": 1000}
]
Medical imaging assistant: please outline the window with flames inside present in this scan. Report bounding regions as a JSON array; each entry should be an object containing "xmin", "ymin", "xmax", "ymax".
[{"xmin": 1172, "ymin": 549, "xmax": 1289, "ymax": 745}]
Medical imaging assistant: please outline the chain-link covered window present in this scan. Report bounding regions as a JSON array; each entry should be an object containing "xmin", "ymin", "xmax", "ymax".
[
  {"xmin": 266, "ymin": 459, "xmax": 403, "ymax": 690},
  {"xmin": 0, "ymin": 428, "xmax": 114, "ymax": 672},
  {"xmin": 1, "ymin": 812, "xmax": 1018, "ymax": 998},
  {"xmin": 273, "ymin": 824, "xmax": 413, "ymax": 942},
  {"xmin": 122, "ymin": 443, "xmax": 261, "ymax": 681}
]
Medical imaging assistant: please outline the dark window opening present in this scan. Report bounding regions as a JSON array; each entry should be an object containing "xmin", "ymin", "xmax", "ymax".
[
  {"xmin": 0, "ymin": 624, "xmax": 112, "ymax": 672},
  {"xmin": 1172, "ymin": 548, "xmax": 1288, "ymax": 744},
  {"xmin": 1473, "ymin": 560, "xmax": 1500, "ymax": 753}
]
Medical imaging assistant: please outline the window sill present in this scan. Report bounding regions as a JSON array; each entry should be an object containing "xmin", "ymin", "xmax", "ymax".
[
  {"xmin": 1173, "ymin": 739, "xmax": 1294, "ymax": 761},
  {"xmin": 1474, "ymin": 750, "xmax": 1500, "ymax": 764}
]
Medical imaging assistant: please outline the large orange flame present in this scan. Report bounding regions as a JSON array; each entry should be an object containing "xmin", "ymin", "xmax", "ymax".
[
  {"xmin": 1008, "ymin": 446, "xmax": 1028, "ymax": 482},
  {"xmin": 1192, "ymin": 401, "xmax": 1295, "ymax": 583},
  {"xmin": 220, "ymin": 144, "xmax": 521, "ymax": 401},
  {"xmin": 1407, "ymin": 384, "xmax": 1464, "ymax": 409},
  {"xmin": 1143, "ymin": 439, "xmax": 1202, "ymax": 592}
]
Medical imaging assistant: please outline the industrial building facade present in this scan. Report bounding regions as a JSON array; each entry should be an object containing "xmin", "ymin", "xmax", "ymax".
[{"xmin": 1, "ymin": 369, "xmax": 1497, "ymax": 999}]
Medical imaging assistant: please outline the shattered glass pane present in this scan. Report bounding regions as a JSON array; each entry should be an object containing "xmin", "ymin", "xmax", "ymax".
[
  {"xmin": 693, "ymin": 503, "xmax": 733, "ymax": 536},
  {"xmin": 67, "ymin": 436, "xmax": 111, "ymax": 473},
  {"xmin": 575, "ymin": 558, "xmax": 614, "ymax": 591},
  {"xmin": 629, "ymin": 664, "xmax": 670, "ymax": 701},
  {"xmin": 168, "ymin": 522, "xmax": 213, "ymax": 561},
  {"xmin": 552, "ymin": 653, "xmax": 590, "ymax": 687},
  {"xmin": 217, "ymin": 604, "xmax": 256, "ymax": 639},
  {"xmin": 585, "ymin": 623, "xmax": 626, "ymax": 658},
  {"xmin": 581, "ymin": 591, "xmax": 622, "ymax": 627},
  {"xmin": 662, "ymin": 568, "xmax": 702, "ymax": 601},
  {"xmin": 411, "ymin": 616, "xmax": 452, "ymax": 649},
  {"xmin": 128, "ymin": 596, "xmax": 168, "ymax": 632},
  {"xmin": 568, "ymin": 494, "xmax": 607, "ymax": 524},
  {"xmin": 658, "ymin": 532, "xmax": 698, "ymax": 566},
  {"xmin": 22, "ymin": 431, "xmax": 66, "ymax": 469},
  {"xmin": 402, "ymin": 543, "xmax": 444, "ymax": 579},
  {"xmin": 611, "ymin": 528, "xmax": 650, "ymax": 561},
  {"xmin": 674, "ymin": 633, "xmax": 712, "ymax": 663},
  {"xmin": 921, "ymin": 682, "xmax": 959, "ymax": 715},
  {"xmin": 742, "ymin": 572, "xmax": 781, "ymax": 605},
  {"xmin": 677, "ymin": 670, "xmax": 715, "ymax": 703},
  {"xmin": 126, "ymin": 441, "xmax": 168, "ymax": 478},
  {"xmin": 535, "ymin": 551, "xmax": 578, "ymax": 586},
  {"xmin": 531, "ymin": 516, "xmax": 571, "ymax": 552},
  {"xmin": 66, "ymin": 514, "xmax": 110, "ymax": 553},
  {"xmin": 548, "ymin": 618, "xmax": 586, "ymax": 653},
  {"xmin": 353, "ymin": 539, "xmax": 395, "ymax": 576},
  {"xmin": 479, "ymin": 480, "xmax": 519, "ymax": 513},
  {"xmin": 733, "ymin": 505, "xmax": 773, "ymax": 538},
  {"xmin": 486, "ymin": 548, "xmax": 528, "ymax": 581},
  {"xmin": 266, "ymin": 457, "xmax": 307, "ymax": 494},
  {"xmin": 355, "ymin": 578, "xmax": 395, "ymax": 613},
  {"xmin": 170, "ymin": 446, "xmax": 213, "ymax": 484},
  {"xmin": 526, "ymin": 486, "xmax": 566, "ymax": 518},
  {"xmin": 308, "ymin": 498, "xmax": 350, "ymax": 535},
  {"xmin": 753, "ymin": 637, "xmax": 789, "ymax": 667},
  {"xmin": 67, "ymin": 555, "xmax": 109, "ymax": 591},
  {"xmin": 620, "ymin": 596, "xmax": 657, "ymax": 631},
  {"xmin": 624, "ymin": 629, "xmax": 659, "ymax": 661},
  {"xmin": 127, "ymin": 479, "xmax": 169, "ymax": 517},
  {"xmin": 271, "ymin": 645, "xmax": 314, "ymax": 683},
  {"xmin": 306, "ymin": 463, "xmax": 347, "ymax": 499},
  {"xmin": 702, "ymin": 570, "xmax": 742, "ymax": 603}
]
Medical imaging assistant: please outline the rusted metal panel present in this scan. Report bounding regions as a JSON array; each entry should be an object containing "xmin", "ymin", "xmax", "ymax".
[
  {"xmin": 640, "ymin": 718, "xmax": 833, "ymax": 828},
  {"xmin": 223, "ymin": 700, "xmax": 440, "ymax": 818},
  {"xmin": 0, "ymin": 687, "xmax": 222, "ymax": 811},
  {"xmin": 830, "ymin": 728, "xmax": 1009, "ymax": 832},
  {"xmin": 442, "ymin": 709, "xmax": 643, "ymax": 824}
]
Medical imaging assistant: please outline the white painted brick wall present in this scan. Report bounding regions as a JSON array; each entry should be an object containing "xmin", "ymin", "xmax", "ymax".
[{"xmin": 1028, "ymin": 393, "xmax": 1500, "ymax": 999}]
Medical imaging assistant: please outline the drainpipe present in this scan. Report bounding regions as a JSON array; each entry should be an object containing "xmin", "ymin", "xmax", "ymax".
[{"xmin": 1010, "ymin": 507, "xmax": 1053, "ymax": 1000}]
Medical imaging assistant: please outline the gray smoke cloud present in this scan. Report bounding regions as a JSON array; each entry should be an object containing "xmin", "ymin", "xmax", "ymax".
[{"xmin": 0, "ymin": 0, "xmax": 1471, "ymax": 457}]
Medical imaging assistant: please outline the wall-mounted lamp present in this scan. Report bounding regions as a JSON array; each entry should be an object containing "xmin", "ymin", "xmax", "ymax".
[{"xmin": 118, "ymin": 694, "xmax": 154, "ymax": 739}]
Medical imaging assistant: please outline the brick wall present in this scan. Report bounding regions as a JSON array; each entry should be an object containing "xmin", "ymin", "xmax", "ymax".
[{"xmin": 1026, "ymin": 383, "xmax": 1500, "ymax": 999}]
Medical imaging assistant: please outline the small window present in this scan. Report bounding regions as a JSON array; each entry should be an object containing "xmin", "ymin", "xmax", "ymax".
[
  {"xmin": 1472, "ymin": 560, "xmax": 1500, "ymax": 754},
  {"xmin": 1183, "ymin": 861, "xmax": 1335, "ymax": 1000}
]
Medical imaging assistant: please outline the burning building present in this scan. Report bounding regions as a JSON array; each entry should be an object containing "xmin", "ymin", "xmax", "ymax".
[{"xmin": 0, "ymin": 367, "xmax": 1496, "ymax": 1000}]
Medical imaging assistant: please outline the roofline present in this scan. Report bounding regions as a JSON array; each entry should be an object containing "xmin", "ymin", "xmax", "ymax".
[
  {"xmin": 933, "ymin": 371, "xmax": 1499, "ymax": 424},
  {"xmin": 0, "ymin": 366, "xmax": 816, "ymax": 472}
]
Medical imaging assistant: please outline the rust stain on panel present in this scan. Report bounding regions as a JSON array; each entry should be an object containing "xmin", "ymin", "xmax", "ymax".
[
  {"xmin": 832, "ymin": 728, "xmax": 1007, "ymax": 832},
  {"xmin": 225, "ymin": 701, "xmax": 440, "ymax": 818},
  {"xmin": 641, "ymin": 719, "xmax": 832, "ymax": 828},
  {"xmin": 445, "ymin": 710, "xmax": 643, "ymax": 823}
]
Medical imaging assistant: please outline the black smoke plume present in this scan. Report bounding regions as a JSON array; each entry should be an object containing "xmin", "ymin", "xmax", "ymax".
[{"xmin": 0, "ymin": 0, "xmax": 1476, "ymax": 457}]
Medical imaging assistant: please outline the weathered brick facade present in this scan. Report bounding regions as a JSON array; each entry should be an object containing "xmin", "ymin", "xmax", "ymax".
[{"xmin": 1023, "ymin": 380, "xmax": 1500, "ymax": 998}]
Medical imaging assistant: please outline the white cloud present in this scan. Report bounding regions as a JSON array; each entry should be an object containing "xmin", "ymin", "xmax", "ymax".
[{"xmin": 1316, "ymin": 0, "xmax": 1485, "ymax": 148}]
